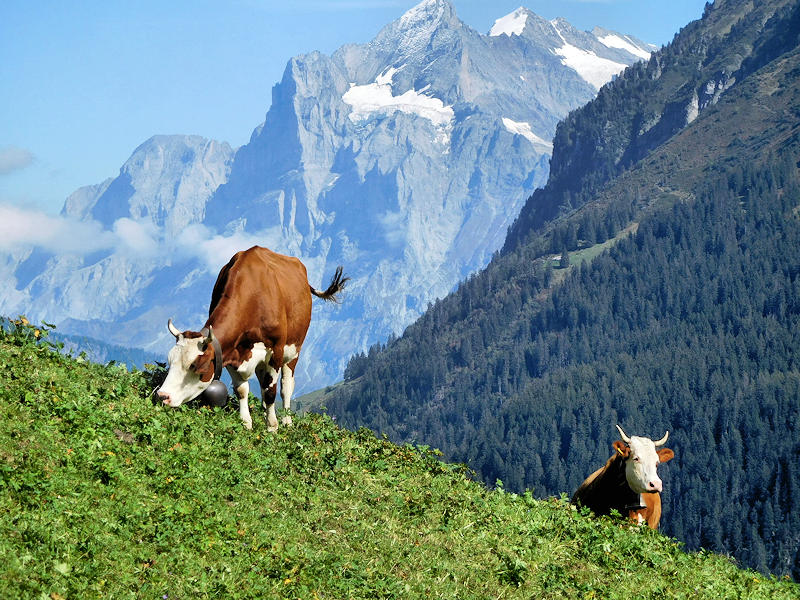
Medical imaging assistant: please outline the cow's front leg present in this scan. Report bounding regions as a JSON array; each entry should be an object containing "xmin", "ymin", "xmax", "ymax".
[
  {"xmin": 234, "ymin": 379, "xmax": 252, "ymax": 430},
  {"xmin": 257, "ymin": 364, "xmax": 280, "ymax": 432},
  {"xmin": 280, "ymin": 360, "xmax": 298, "ymax": 427}
]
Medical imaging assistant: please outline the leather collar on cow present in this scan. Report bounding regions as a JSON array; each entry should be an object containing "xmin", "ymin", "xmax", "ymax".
[
  {"xmin": 625, "ymin": 494, "xmax": 647, "ymax": 512},
  {"xmin": 200, "ymin": 327, "xmax": 223, "ymax": 381}
]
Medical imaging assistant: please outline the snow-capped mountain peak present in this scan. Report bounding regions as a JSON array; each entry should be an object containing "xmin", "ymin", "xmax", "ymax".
[
  {"xmin": 374, "ymin": 0, "xmax": 462, "ymax": 58},
  {"xmin": 489, "ymin": 7, "xmax": 529, "ymax": 37},
  {"xmin": 398, "ymin": 0, "xmax": 455, "ymax": 28},
  {"xmin": 488, "ymin": 9, "xmax": 653, "ymax": 90}
]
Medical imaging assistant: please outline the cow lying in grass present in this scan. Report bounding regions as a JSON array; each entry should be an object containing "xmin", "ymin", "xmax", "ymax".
[{"xmin": 572, "ymin": 425, "xmax": 675, "ymax": 529}]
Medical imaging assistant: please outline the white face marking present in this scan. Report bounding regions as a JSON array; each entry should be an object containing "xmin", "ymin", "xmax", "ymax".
[
  {"xmin": 159, "ymin": 337, "xmax": 211, "ymax": 407},
  {"xmin": 624, "ymin": 436, "xmax": 663, "ymax": 494}
]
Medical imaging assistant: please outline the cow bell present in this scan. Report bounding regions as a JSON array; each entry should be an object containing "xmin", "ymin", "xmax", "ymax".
[{"xmin": 199, "ymin": 380, "xmax": 228, "ymax": 408}]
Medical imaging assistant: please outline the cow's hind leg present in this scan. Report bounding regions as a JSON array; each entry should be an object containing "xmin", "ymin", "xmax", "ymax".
[
  {"xmin": 280, "ymin": 358, "xmax": 298, "ymax": 426},
  {"xmin": 256, "ymin": 363, "xmax": 280, "ymax": 432}
]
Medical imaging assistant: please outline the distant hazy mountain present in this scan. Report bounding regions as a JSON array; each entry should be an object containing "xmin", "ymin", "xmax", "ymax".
[{"xmin": 2, "ymin": 0, "xmax": 651, "ymax": 389}]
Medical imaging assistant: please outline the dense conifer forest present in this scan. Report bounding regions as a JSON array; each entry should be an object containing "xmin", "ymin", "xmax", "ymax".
[
  {"xmin": 315, "ymin": 0, "xmax": 800, "ymax": 579},
  {"xmin": 328, "ymin": 156, "xmax": 800, "ymax": 577}
]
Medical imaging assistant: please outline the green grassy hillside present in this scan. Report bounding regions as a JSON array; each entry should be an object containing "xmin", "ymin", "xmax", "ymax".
[{"xmin": 1, "ymin": 319, "xmax": 796, "ymax": 599}]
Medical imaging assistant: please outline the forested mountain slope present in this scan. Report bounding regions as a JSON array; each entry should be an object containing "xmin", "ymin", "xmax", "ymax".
[
  {"xmin": 313, "ymin": 0, "xmax": 800, "ymax": 579},
  {"xmin": 505, "ymin": 0, "xmax": 800, "ymax": 250}
]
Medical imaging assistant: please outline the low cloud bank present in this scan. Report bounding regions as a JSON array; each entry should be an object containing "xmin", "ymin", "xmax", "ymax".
[
  {"xmin": 0, "ymin": 204, "xmax": 114, "ymax": 255},
  {"xmin": 0, "ymin": 203, "xmax": 266, "ymax": 275}
]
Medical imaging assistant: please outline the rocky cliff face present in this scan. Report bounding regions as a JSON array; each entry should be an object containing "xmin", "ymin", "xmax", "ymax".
[{"xmin": 2, "ymin": 0, "xmax": 651, "ymax": 390}]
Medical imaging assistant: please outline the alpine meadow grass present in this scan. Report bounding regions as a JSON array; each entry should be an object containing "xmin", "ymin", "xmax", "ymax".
[{"xmin": 1, "ymin": 317, "xmax": 796, "ymax": 599}]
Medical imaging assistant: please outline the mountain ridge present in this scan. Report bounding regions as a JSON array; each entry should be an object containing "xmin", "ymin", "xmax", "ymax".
[{"xmin": 505, "ymin": 0, "xmax": 799, "ymax": 252}]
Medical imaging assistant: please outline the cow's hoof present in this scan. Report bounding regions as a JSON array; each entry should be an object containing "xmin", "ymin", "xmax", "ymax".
[
  {"xmin": 267, "ymin": 424, "xmax": 279, "ymax": 433},
  {"xmin": 282, "ymin": 415, "xmax": 293, "ymax": 427},
  {"xmin": 242, "ymin": 419, "xmax": 253, "ymax": 430}
]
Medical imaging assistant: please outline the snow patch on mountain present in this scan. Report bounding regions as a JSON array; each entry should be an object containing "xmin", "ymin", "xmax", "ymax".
[
  {"xmin": 490, "ymin": 7, "xmax": 528, "ymax": 37},
  {"xmin": 342, "ymin": 68, "xmax": 454, "ymax": 132},
  {"xmin": 597, "ymin": 33, "xmax": 652, "ymax": 60},
  {"xmin": 502, "ymin": 118, "xmax": 553, "ymax": 150},
  {"xmin": 551, "ymin": 21, "xmax": 627, "ymax": 89}
]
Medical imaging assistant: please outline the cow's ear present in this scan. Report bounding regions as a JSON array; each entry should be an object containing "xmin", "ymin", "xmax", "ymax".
[
  {"xmin": 657, "ymin": 448, "xmax": 675, "ymax": 463},
  {"xmin": 613, "ymin": 440, "xmax": 630, "ymax": 458}
]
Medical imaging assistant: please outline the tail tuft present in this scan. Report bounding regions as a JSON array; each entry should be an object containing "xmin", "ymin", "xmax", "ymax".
[{"xmin": 311, "ymin": 266, "xmax": 349, "ymax": 303}]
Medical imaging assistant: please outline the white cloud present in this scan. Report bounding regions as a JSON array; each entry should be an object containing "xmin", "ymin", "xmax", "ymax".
[
  {"xmin": 0, "ymin": 204, "xmax": 162, "ymax": 259},
  {"xmin": 112, "ymin": 217, "xmax": 160, "ymax": 257},
  {"xmin": 0, "ymin": 203, "xmax": 276, "ymax": 278},
  {"xmin": 174, "ymin": 223, "xmax": 265, "ymax": 273},
  {"xmin": 0, "ymin": 146, "xmax": 35, "ymax": 175},
  {"xmin": 0, "ymin": 204, "xmax": 114, "ymax": 254},
  {"xmin": 379, "ymin": 210, "xmax": 406, "ymax": 246}
]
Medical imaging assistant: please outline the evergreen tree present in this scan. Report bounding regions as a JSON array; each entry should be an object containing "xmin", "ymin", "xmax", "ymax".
[{"xmin": 559, "ymin": 248, "xmax": 570, "ymax": 269}]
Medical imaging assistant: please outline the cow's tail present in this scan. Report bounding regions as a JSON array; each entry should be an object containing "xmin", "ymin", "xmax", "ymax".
[{"xmin": 310, "ymin": 266, "xmax": 349, "ymax": 303}]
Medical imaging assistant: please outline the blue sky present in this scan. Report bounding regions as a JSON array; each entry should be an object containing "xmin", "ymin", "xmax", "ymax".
[{"xmin": 1, "ymin": 0, "xmax": 708, "ymax": 215}]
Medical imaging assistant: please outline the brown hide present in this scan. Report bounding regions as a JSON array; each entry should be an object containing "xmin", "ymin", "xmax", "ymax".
[
  {"xmin": 572, "ymin": 443, "xmax": 671, "ymax": 530},
  {"xmin": 629, "ymin": 492, "xmax": 661, "ymax": 529},
  {"xmin": 204, "ymin": 246, "xmax": 315, "ymax": 376}
]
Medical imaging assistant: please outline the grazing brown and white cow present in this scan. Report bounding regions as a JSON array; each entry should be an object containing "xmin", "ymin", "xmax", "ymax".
[
  {"xmin": 571, "ymin": 425, "xmax": 675, "ymax": 529},
  {"xmin": 156, "ymin": 245, "xmax": 347, "ymax": 430}
]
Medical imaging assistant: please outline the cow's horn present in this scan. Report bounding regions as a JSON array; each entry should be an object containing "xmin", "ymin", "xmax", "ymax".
[
  {"xmin": 654, "ymin": 431, "xmax": 669, "ymax": 447},
  {"xmin": 615, "ymin": 424, "xmax": 631, "ymax": 444},
  {"xmin": 167, "ymin": 319, "xmax": 181, "ymax": 339}
]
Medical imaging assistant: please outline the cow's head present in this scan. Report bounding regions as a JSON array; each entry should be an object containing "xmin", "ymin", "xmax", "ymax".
[
  {"xmin": 613, "ymin": 424, "xmax": 674, "ymax": 494},
  {"xmin": 156, "ymin": 319, "xmax": 219, "ymax": 407}
]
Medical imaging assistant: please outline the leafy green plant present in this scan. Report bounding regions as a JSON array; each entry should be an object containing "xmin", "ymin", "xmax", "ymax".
[{"xmin": 0, "ymin": 314, "xmax": 61, "ymax": 352}]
